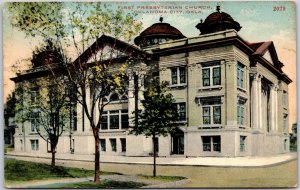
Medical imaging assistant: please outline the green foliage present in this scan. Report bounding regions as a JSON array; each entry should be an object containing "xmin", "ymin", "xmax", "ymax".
[
  {"xmin": 290, "ymin": 123, "xmax": 297, "ymax": 151},
  {"xmin": 45, "ymin": 180, "xmax": 146, "ymax": 188},
  {"xmin": 4, "ymin": 158, "xmax": 117, "ymax": 183},
  {"xmin": 130, "ymin": 79, "xmax": 179, "ymax": 137},
  {"xmin": 4, "ymin": 92, "xmax": 16, "ymax": 116}
]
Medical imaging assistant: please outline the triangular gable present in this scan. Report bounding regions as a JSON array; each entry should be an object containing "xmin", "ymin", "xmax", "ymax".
[
  {"xmin": 263, "ymin": 50, "xmax": 274, "ymax": 65},
  {"xmin": 250, "ymin": 41, "xmax": 281, "ymax": 68},
  {"xmin": 73, "ymin": 35, "xmax": 149, "ymax": 65}
]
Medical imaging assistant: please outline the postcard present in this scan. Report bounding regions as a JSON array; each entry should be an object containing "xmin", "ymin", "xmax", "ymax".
[{"xmin": 3, "ymin": 1, "xmax": 297, "ymax": 188}]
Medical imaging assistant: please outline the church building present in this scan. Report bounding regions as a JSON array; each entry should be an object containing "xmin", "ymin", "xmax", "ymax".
[{"xmin": 12, "ymin": 6, "xmax": 291, "ymax": 157}]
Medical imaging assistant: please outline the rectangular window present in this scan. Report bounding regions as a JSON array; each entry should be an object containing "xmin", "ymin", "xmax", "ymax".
[
  {"xmin": 173, "ymin": 103, "xmax": 186, "ymax": 121},
  {"xmin": 171, "ymin": 67, "xmax": 186, "ymax": 85},
  {"xmin": 30, "ymin": 139, "xmax": 39, "ymax": 151},
  {"xmin": 283, "ymin": 114, "xmax": 288, "ymax": 130},
  {"xmin": 202, "ymin": 98, "xmax": 221, "ymax": 125},
  {"xmin": 237, "ymin": 101, "xmax": 245, "ymax": 125},
  {"xmin": 171, "ymin": 68, "xmax": 178, "ymax": 85},
  {"xmin": 202, "ymin": 65, "xmax": 221, "ymax": 87},
  {"xmin": 110, "ymin": 115, "xmax": 119, "ymax": 129},
  {"xmin": 120, "ymin": 138, "xmax": 126, "ymax": 152},
  {"xmin": 282, "ymin": 91, "xmax": 287, "ymax": 106},
  {"xmin": 202, "ymin": 68, "xmax": 210, "ymax": 86},
  {"xmin": 284, "ymin": 139, "xmax": 287, "ymax": 151},
  {"xmin": 101, "ymin": 111, "xmax": 108, "ymax": 130},
  {"xmin": 237, "ymin": 63, "xmax": 245, "ymax": 88},
  {"xmin": 121, "ymin": 110, "xmax": 129, "ymax": 129},
  {"xmin": 101, "ymin": 110, "xmax": 129, "ymax": 130},
  {"xmin": 240, "ymin": 136, "xmax": 246, "ymax": 152},
  {"xmin": 100, "ymin": 139, "xmax": 106, "ymax": 152},
  {"xmin": 213, "ymin": 67, "xmax": 221, "ymax": 85},
  {"xmin": 110, "ymin": 138, "xmax": 116, "ymax": 152},
  {"xmin": 202, "ymin": 136, "xmax": 221, "ymax": 152},
  {"xmin": 31, "ymin": 112, "xmax": 39, "ymax": 132}
]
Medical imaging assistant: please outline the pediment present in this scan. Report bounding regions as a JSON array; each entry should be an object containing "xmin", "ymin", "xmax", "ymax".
[
  {"xmin": 73, "ymin": 35, "xmax": 147, "ymax": 65},
  {"xmin": 86, "ymin": 46, "xmax": 128, "ymax": 64},
  {"xmin": 262, "ymin": 49, "xmax": 274, "ymax": 65}
]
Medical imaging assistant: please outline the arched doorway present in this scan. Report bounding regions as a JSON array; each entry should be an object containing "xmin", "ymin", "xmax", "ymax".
[{"xmin": 171, "ymin": 128, "xmax": 184, "ymax": 154}]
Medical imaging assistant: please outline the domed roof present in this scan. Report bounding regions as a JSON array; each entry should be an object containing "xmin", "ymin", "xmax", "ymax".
[
  {"xmin": 134, "ymin": 17, "xmax": 186, "ymax": 47},
  {"xmin": 196, "ymin": 6, "xmax": 241, "ymax": 35}
]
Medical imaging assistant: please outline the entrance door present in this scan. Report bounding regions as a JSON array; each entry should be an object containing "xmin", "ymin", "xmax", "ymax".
[{"xmin": 171, "ymin": 129, "xmax": 184, "ymax": 154}]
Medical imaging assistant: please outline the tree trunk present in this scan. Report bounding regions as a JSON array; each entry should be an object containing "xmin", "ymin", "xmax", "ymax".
[
  {"xmin": 51, "ymin": 149, "xmax": 55, "ymax": 167},
  {"xmin": 50, "ymin": 142, "xmax": 56, "ymax": 167},
  {"xmin": 152, "ymin": 134, "xmax": 156, "ymax": 177},
  {"xmin": 94, "ymin": 133, "xmax": 100, "ymax": 183}
]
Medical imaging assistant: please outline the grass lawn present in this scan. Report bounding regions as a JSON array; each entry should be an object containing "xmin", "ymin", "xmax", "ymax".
[
  {"xmin": 138, "ymin": 174, "xmax": 186, "ymax": 182},
  {"xmin": 39, "ymin": 180, "xmax": 146, "ymax": 188},
  {"xmin": 5, "ymin": 158, "xmax": 117, "ymax": 183}
]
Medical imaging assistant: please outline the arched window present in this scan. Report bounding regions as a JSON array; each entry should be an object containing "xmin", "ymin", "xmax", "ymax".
[
  {"xmin": 120, "ymin": 95, "xmax": 128, "ymax": 101},
  {"xmin": 110, "ymin": 93, "xmax": 119, "ymax": 102}
]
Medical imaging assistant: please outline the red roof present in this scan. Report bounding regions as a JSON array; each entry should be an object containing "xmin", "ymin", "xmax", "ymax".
[{"xmin": 247, "ymin": 41, "xmax": 272, "ymax": 55}]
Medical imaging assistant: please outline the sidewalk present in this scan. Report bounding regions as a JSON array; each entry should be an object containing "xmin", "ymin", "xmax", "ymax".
[{"xmin": 6, "ymin": 151, "xmax": 297, "ymax": 167}]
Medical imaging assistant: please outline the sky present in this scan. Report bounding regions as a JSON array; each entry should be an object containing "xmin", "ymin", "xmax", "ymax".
[{"xmin": 2, "ymin": 1, "xmax": 297, "ymax": 127}]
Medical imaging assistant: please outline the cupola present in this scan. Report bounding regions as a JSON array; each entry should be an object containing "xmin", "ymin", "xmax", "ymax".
[
  {"xmin": 196, "ymin": 6, "xmax": 242, "ymax": 35},
  {"xmin": 134, "ymin": 17, "xmax": 186, "ymax": 48}
]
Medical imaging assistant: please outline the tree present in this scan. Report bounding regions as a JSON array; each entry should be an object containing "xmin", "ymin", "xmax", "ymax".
[
  {"xmin": 290, "ymin": 123, "xmax": 297, "ymax": 151},
  {"xmin": 14, "ymin": 41, "xmax": 71, "ymax": 167},
  {"xmin": 4, "ymin": 91, "xmax": 17, "ymax": 146},
  {"xmin": 130, "ymin": 79, "xmax": 179, "ymax": 177},
  {"xmin": 7, "ymin": 2, "xmax": 142, "ymax": 182}
]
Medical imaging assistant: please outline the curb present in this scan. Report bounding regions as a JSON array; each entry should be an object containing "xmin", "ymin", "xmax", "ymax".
[{"xmin": 5, "ymin": 153, "xmax": 297, "ymax": 168}]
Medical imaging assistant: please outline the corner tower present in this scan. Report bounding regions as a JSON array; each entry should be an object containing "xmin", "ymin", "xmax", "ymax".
[
  {"xmin": 196, "ymin": 6, "xmax": 242, "ymax": 35},
  {"xmin": 134, "ymin": 17, "xmax": 186, "ymax": 48}
]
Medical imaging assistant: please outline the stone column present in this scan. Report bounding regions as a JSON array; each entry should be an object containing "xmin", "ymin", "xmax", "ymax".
[
  {"xmin": 274, "ymin": 85, "xmax": 278, "ymax": 131},
  {"xmin": 257, "ymin": 75, "xmax": 262, "ymax": 129},
  {"xmin": 269, "ymin": 84, "xmax": 275, "ymax": 131},
  {"xmin": 251, "ymin": 73, "xmax": 261, "ymax": 129}
]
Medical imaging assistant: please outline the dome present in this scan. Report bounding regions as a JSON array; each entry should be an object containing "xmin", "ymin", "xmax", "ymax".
[
  {"xmin": 196, "ymin": 6, "xmax": 241, "ymax": 35},
  {"xmin": 134, "ymin": 17, "xmax": 186, "ymax": 47}
]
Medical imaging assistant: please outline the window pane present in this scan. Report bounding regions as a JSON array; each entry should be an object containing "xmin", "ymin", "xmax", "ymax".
[
  {"xmin": 202, "ymin": 136, "xmax": 211, "ymax": 151},
  {"xmin": 179, "ymin": 103, "xmax": 186, "ymax": 120},
  {"xmin": 212, "ymin": 136, "xmax": 221, "ymax": 152},
  {"xmin": 213, "ymin": 67, "xmax": 221, "ymax": 85},
  {"xmin": 179, "ymin": 67, "xmax": 186, "ymax": 83},
  {"xmin": 110, "ymin": 115, "xmax": 119, "ymax": 129},
  {"xmin": 213, "ymin": 106, "xmax": 221, "ymax": 124},
  {"xmin": 121, "ymin": 138, "xmax": 126, "ymax": 152},
  {"xmin": 100, "ymin": 139, "xmax": 106, "ymax": 151},
  {"xmin": 171, "ymin": 68, "xmax": 178, "ymax": 84},
  {"xmin": 101, "ymin": 116, "xmax": 108, "ymax": 130},
  {"xmin": 110, "ymin": 139, "xmax": 116, "ymax": 152},
  {"xmin": 121, "ymin": 114, "xmax": 129, "ymax": 129},
  {"xmin": 110, "ymin": 94, "xmax": 119, "ymax": 102},
  {"xmin": 203, "ymin": 107, "xmax": 210, "ymax": 124},
  {"xmin": 202, "ymin": 69, "xmax": 210, "ymax": 86}
]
